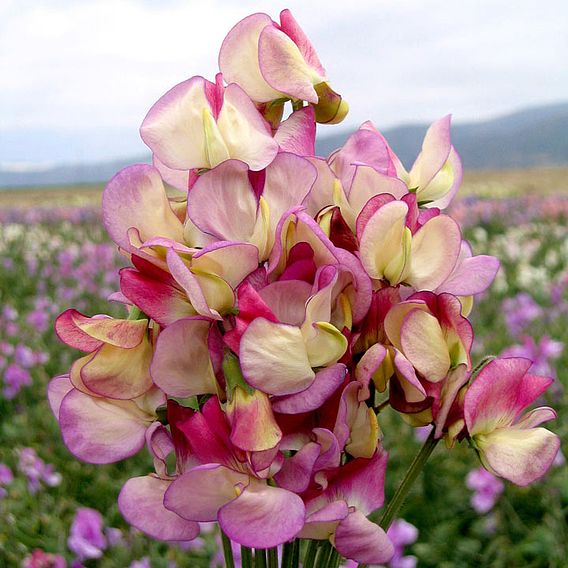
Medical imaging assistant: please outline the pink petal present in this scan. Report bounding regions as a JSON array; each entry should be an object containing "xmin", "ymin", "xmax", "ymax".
[
  {"xmin": 81, "ymin": 338, "xmax": 154, "ymax": 400},
  {"xmin": 279, "ymin": 9, "xmax": 325, "ymax": 76},
  {"xmin": 153, "ymin": 155, "xmax": 190, "ymax": 191},
  {"xmin": 240, "ymin": 318, "xmax": 315, "ymax": 395},
  {"xmin": 334, "ymin": 510, "xmax": 394, "ymax": 565},
  {"xmin": 164, "ymin": 464, "xmax": 249, "ymax": 522},
  {"xmin": 273, "ymin": 441, "xmax": 321, "ymax": 493},
  {"xmin": 119, "ymin": 475, "xmax": 200, "ymax": 541},
  {"xmin": 47, "ymin": 375, "xmax": 73, "ymax": 420},
  {"xmin": 258, "ymin": 25, "xmax": 323, "ymax": 103},
  {"xmin": 274, "ymin": 107, "xmax": 316, "ymax": 156},
  {"xmin": 216, "ymin": 83, "xmax": 279, "ymax": 171},
  {"xmin": 410, "ymin": 115, "xmax": 452, "ymax": 189},
  {"xmin": 188, "ymin": 160, "xmax": 258, "ymax": 241},
  {"xmin": 400, "ymin": 309, "xmax": 450, "ymax": 383},
  {"xmin": 262, "ymin": 152, "xmax": 317, "ymax": 237},
  {"xmin": 59, "ymin": 389, "xmax": 151, "ymax": 464},
  {"xmin": 151, "ymin": 318, "xmax": 217, "ymax": 397},
  {"xmin": 218, "ymin": 480, "xmax": 305, "ymax": 548},
  {"xmin": 436, "ymin": 250, "xmax": 500, "ymax": 296},
  {"xmin": 464, "ymin": 358, "xmax": 552, "ymax": 435},
  {"xmin": 103, "ymin": 164, "xmax": 184, "ymax": 251},
  {"xmin": 119, "ymin": 268, "xmax": 195, "ymax": 327},
  {"xmin": 408, "ymin": 215, "xmax": 461, "ymax": 290},
  {"xmin": 271, "ymin": 364, "xmax": 347, "ymax": 414},
  {"xmin": 192, "ymin": 242, "xmax": 259, "ymax": 289},
  {"xmin": 478, "ymin": 427, "xmax": 560, "ymax": 486},
  {"xmin": 219, "ymin": 13, "xmax": 283, "ymax": 103}
]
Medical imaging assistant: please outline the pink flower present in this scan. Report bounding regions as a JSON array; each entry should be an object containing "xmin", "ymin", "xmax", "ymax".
[
  {"xmin": 466, "ymin": 468, "xmax": 504, "ymax": 514},
  {"xmin": 464, "ymin": 357, "xmax": 560, "ymax": 485},
  {"xmin": 23, "ymin": 549, "xmax": 66, "ymax": 568},
  {"xmin": 68, "ymin": 508, "xmax": 107, "ymax": 561}
]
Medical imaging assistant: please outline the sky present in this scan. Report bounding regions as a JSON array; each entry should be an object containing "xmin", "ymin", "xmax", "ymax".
[{"xmin": 1, "ymin": 0, "xmax": 567, "ymax": 166}]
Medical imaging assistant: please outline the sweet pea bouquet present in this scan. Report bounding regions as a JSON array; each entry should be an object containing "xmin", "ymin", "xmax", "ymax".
[{"xmin": 48, "ymin": 9, "xmax": 560, "ymax": 567}]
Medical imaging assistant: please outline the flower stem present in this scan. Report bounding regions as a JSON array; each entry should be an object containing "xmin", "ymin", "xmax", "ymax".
[
  {"xmin": 254, "ymin": 548, "xmax": 267, "ymax": 568},
  {"xmin": 379, "ymin": 429, "xmax": 439, "ymax": 531},
  {"xmin": 221, "ymin": 532, "xmax": 235, "ymax": 568},
  {"xmin": 302, "ymin": 540, "xmax": 319, "ymax": 568},
  {"xmin": 315, "ymin": 541, "xmax": 333, "ymax": 568},
  {"xmin": 281, "ymin": 540, "xmax": 294, "ymax": 568},
  {"xmin": 241, "ymin": 546, "xmax": 253, "ymax": 568},
  {"xmin": 267, "ymin": 547, "xmax": 278, "ymax": 568}
]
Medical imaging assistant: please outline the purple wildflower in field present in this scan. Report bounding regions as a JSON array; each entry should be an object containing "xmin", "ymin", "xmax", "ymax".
[
  {"xmin": 387, "ymin": 519, "xmax": 419, "ymax": 568},
  {"xmin": 3, "ymin": 363, "xmax": 32, "ymax": 398},
  {"xmin": 466, "ymin": 468, "xmax": 504, "ymax": 514},
  {"xmin": 0, "ymin": 463, "xmax": 13, "ymax": 499},
  {"xmin": 105, "ymin": 527, "xmax": 125, "ymax": 547},
  {"xmin": 502, "ymin": 336, "xmax": 563, "ymax": 380},
  {"xmin": 18, "ymin": 448, "xmax": 62, "ymax": 494},
  {"xmin": 68, "ymin": 507, "xmax": 107, "ymax": 561},
  {"xmin": 15, "ymin": 344, "xmax": 36, "ymax": 368},
  {"xmin": 22, "ymin": 549, "xmax": 67, "ymax": 568},
  {"xmin": 502, "ymin": 293, "xmax": 542, "ymax": 336}
]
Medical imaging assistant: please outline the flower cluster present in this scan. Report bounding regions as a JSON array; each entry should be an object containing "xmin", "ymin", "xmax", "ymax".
[{"xmin": 48, "ymin": 9, "xmax": 560, "ymax": 566}]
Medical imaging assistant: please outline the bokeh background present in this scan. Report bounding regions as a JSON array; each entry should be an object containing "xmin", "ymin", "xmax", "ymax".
[{"xmin": 1, "ymin": 1, "xmax": 567, "ymax": 567}]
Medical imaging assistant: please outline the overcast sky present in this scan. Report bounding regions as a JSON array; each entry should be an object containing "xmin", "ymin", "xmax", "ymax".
[{"xmin": 1, "ymin": 0, "xmax": 567, "ymax": 164}]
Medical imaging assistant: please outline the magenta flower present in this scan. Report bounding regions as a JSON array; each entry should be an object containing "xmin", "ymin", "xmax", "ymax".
[
  {"xmin": 23, "ymin": 549, "xmax": 67, "ymax": 568},
  {"xmin": 68, "ymin": 508, "xmax": 107, "ymax": 561},
  {"xmin": 466, "ymin": 468, "xmax": 504, "ymax": 514}
]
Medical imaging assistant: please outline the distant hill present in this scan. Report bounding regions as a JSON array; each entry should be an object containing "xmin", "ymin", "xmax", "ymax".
[
  {"xmin": 1, "ymin": 102, "xmax": 567, "ymax": 188},
  {"xmin": 316, "ymin": 102, "xmax": 568, "ymax": 170}
]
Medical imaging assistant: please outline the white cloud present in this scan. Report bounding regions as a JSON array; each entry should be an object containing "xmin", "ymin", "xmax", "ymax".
[{"xmin": 1, "ymin": 0, "xmax": 567, "ymax": 161}]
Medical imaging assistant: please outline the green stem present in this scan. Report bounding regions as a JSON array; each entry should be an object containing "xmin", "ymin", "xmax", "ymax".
[
  {"xmin": 281, "ymin": 541, "xmax": 294, "ymax": 568},
  {"xmin": 303, "ymin": 540, "xmax": 319, "ymax": 568},
  {"xmin": 471, "ymin": 355, "xmax": 496, "ymax": 377},
  {"xmin": 329, "ymin": 548, "xmax": 342, "ymax": 568},
  {"xmin": 267, "ymin": 547, "xmax": 278, "ymax": 568},
  {"xmin": 291, "ymin": 539, "xmax": 300, "ymax": 567},
  {"xmin": 379, "ymin": 430, "xmax": 439, "ymax": 531},
  {"xmin": 291, "ymin": 100, "xmax": 303, "ymax": 111},
  {"xmin": 241, "ymin": 546, "xmax": 253, "ymax": 568},
  {"xmin": 315, "ymin": 541, "xmax": 333, "ymax": 568},
  {"xmin": 221, "ymin": 532, "xmax": 235, "ymax": 568},
  {"xmin": 254, "ymin": 548, "xmax": 267, "ymax": 568}
]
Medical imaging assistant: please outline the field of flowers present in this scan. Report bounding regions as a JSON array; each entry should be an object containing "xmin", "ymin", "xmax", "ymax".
[{"xmin": 1, "ymin": 189, "xmax": 567, "ymax": 568}]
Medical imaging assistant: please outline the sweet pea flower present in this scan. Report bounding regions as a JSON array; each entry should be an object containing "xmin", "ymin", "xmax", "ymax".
[
  {"xmin": 68, "ymin": 508, "xmax": 107, "ymax": 561},
  {"xmin": 383, "ymin": 292, "xmax": 473, "ymax": 419},
  {"xmin": 187, "ymin": 153, "xmax": 316, "ymax": 260},
  {"xmin": 141, "ymin": 73, "xmax": 278, "ymax": 172},
  {"xmin": 464, "ymin": 357, "xmax": 560, "ymax": 485},
  {"xmin": 163, "ymin": 398, "xmax": 306, "ymax": 549},
  {"xmin": 219, "ymin": 10, "xmax": 347, "ymax": 124},
  {"xmin": 55, "ymin": 310, "xmax": 154, "ymax": 400},
  {"xmin": 119, "ymin": 243, "xmax": 258, "ymax": 326},
  {"xmin": 389, "ymin": 115, "xmax": 463, "ymax": 209},
  {"xmin": 358, "ymin": 193, "xmax": 462, "ymax": 291},
  {"xmin": 299, "ymin": 450, "xmax": 394, "ymax": 565},
  {"xmin": 236, "ymin": 274, "xmax": 348, "ymax": 396}
]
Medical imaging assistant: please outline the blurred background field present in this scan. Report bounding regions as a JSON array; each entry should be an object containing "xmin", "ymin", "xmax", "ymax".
[{"xmin": 1, "ymin": 168, "xmax": 568, "ymax": 567}]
